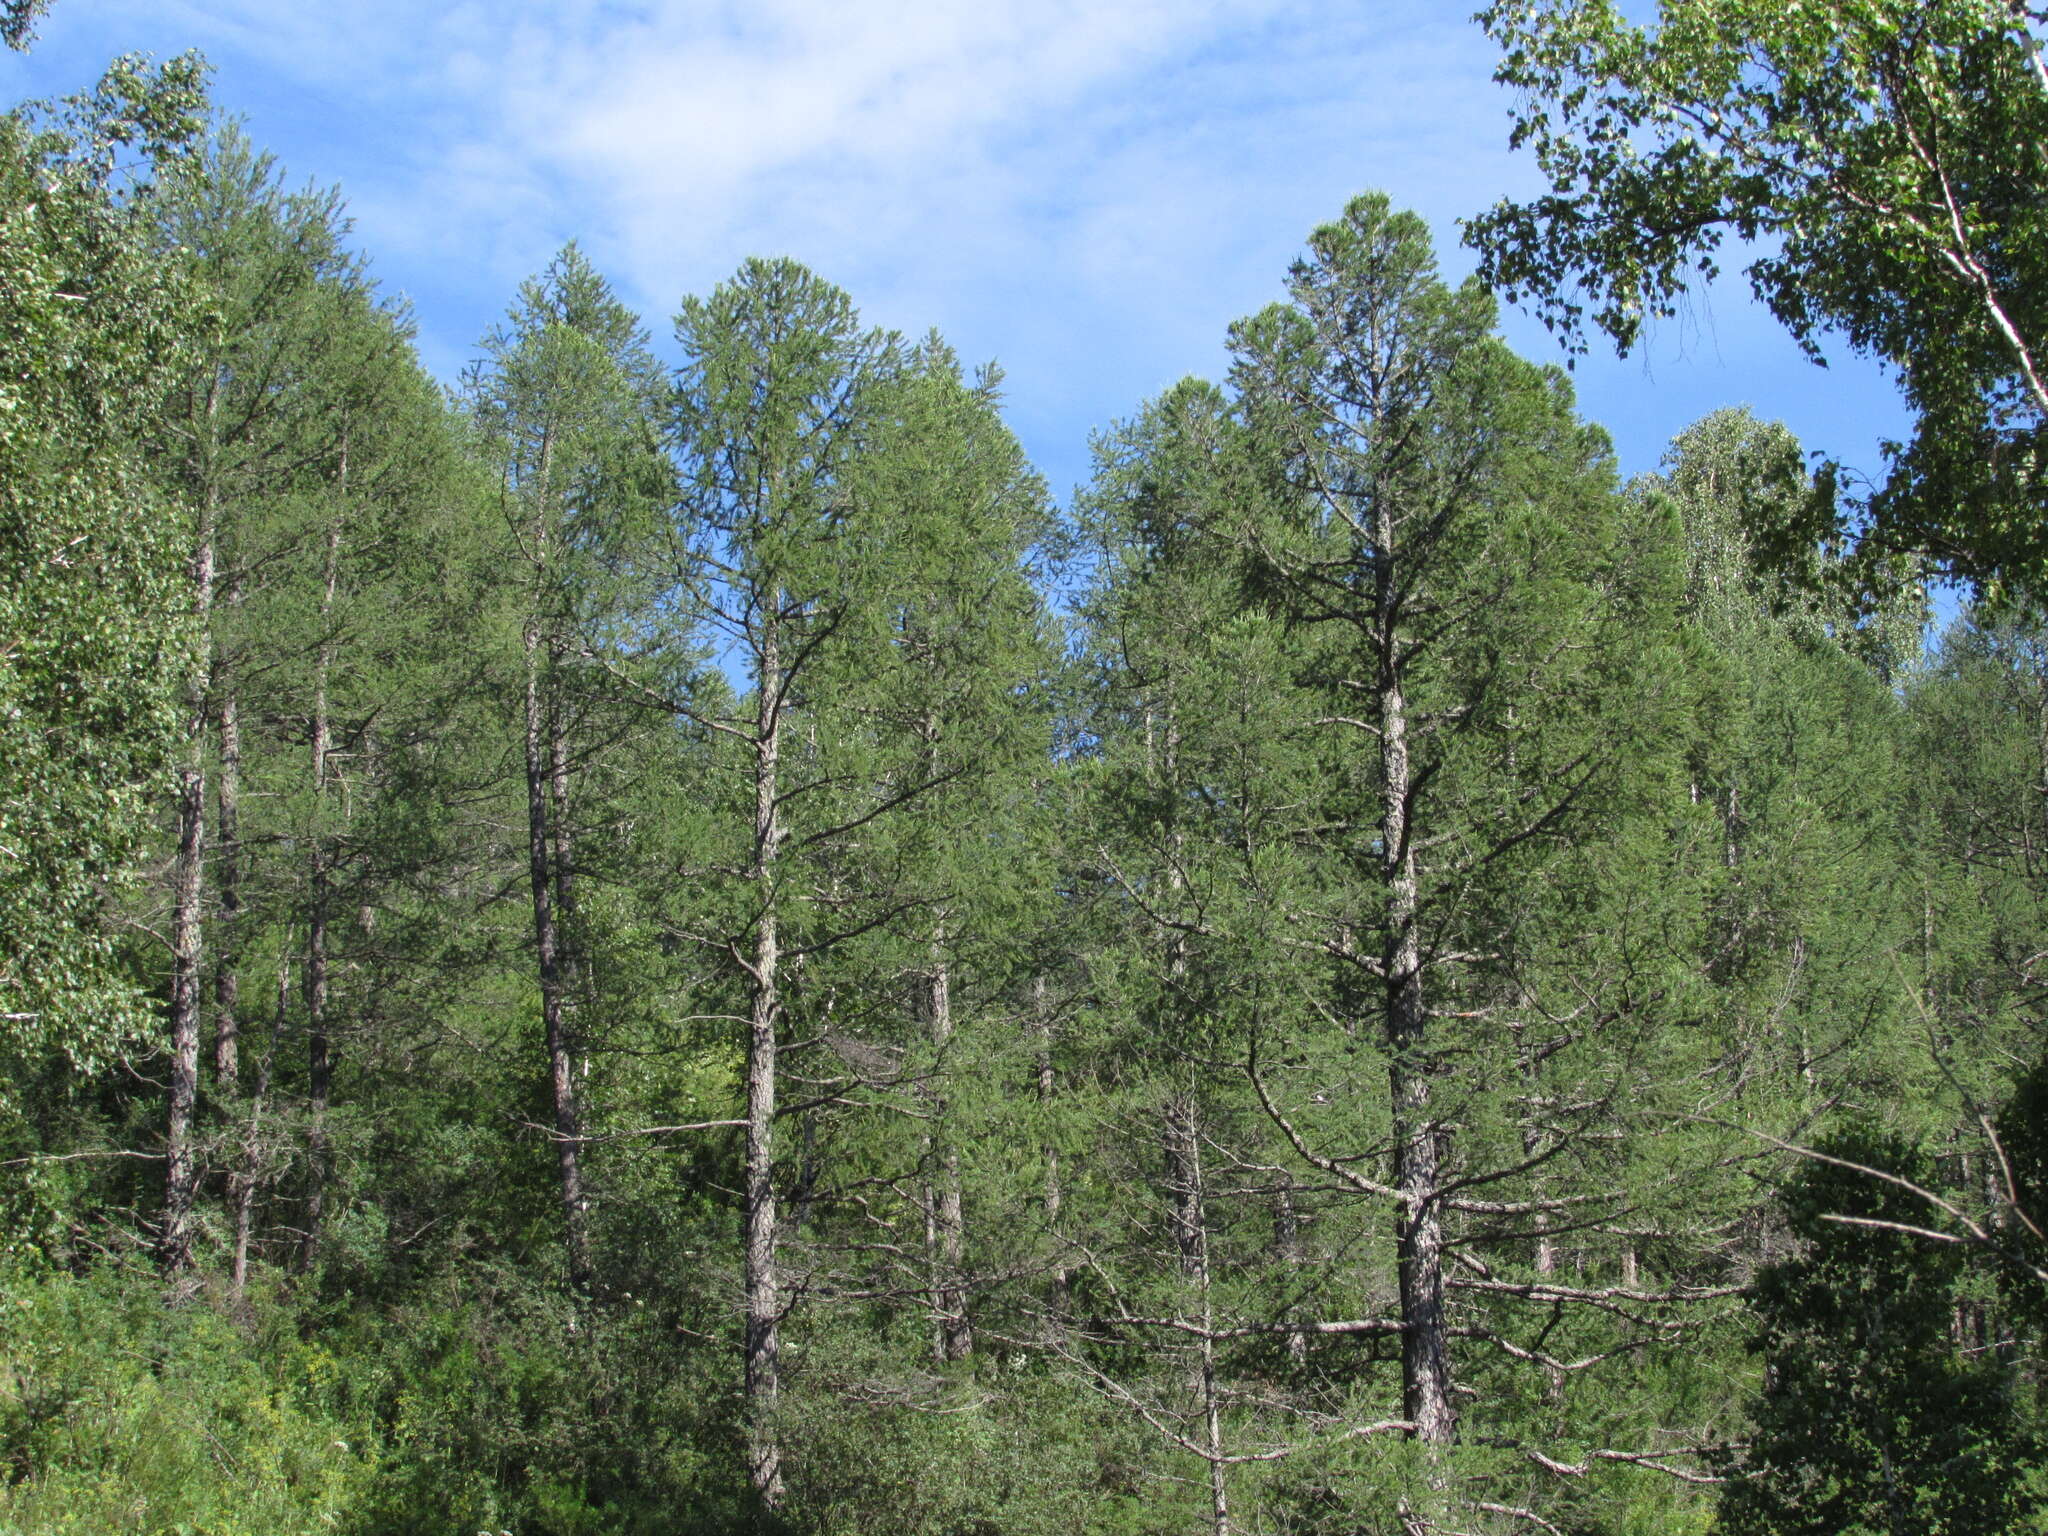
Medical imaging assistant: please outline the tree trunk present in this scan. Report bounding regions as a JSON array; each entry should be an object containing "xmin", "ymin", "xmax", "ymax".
[
  {"xmin": 927, "ymin": 940, "xmax": 971, "ymax": 1361},
  {"xmin": 231, "ymin": 951, "xmax": 289, "ymax": 1303},
  {"xmin": 299, "ymin": 438, "xmax": 344, "ymax": 1274},
  {"xmin": 525, "ymin": 613, "xmax": 591, "ymax": 1294},
  {"xmin": 744, "ymin": 611, "xmax": 786, "ymax": 1516},
  {"xmin": 547, "ymin": 688, "xmax": 590, "ymax": 1093},
  {"xmin": 1166, "ymin": 1094, "xmax": 1232, "ymax": 1536},
  {"xmin": 161, "ymin": 467, "xmax": 217, "ymax": 1282},
  {"xmin": 1378, "ymin": 515, "xmax": 1454, "ymax": 1447},
  {"xmin": 511, "ymin": 427, "xmax": 593, "ymax": 1296},
  {"xmin": 1516, "ymin": 1033, "xmax": 1564, "ymax": 1405},
  {"xmin": 1033, "ymin": 974, "xmax": 1067, "ymax": 1322},
  {"xmin": 548, "ymin": 692, "xmax": 582, "ymax": 961},
  {"xmin": 1166, "ymin": 1094, "xmax": 1205, "ymax": 1275},
  {"xmin": 162, "ymin": 744, "xmax": 206, "ymax": 1279},
  {"xmin": 1275, "ymin": 1186, "xmax": 1308, "ymax": 1365},
  {"xmin": 213, "ymin": 644, "xmax": 242, "ymax": 1092}
]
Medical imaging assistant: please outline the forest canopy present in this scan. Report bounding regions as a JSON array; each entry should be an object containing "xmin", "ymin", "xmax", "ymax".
[{"xmin": 5, "ymin": 7, "xmax": 2048, "ymax": 1536}]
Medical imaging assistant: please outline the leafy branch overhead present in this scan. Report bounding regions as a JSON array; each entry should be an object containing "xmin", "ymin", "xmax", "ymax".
[
  {"xmin": 2, "ymin": 0, "xmax": 51, "ymax": 52},
  {"xmin": 1469, "ymin": 0, "xmax": 2048, "ymax": 599}
]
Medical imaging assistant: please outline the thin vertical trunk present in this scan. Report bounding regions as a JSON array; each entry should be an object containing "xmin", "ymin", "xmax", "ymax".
[
  {"xmin": 300, "ymin": 884, "xmax": 330, "ymax": 1272},
  {"xmin": 1166, "ymin": 1095, "xmax": 1205, "ymax": 1273},
  {"xmin": 161, "ymin": 438, "xmax": 219, "ymax": 1281},
  {"xmin": 162, "ymin": 750, "xmax": 206, "ymax": 1278},
  {"xmin": 1033, "ymin": 974, "xmax": 1067, "ymax": 1320},
  {"xmin": 526, "ymin": 627, "xmax": 591, "ymax": 1293},
  {"xmin": 1377, "ymin": 511, "xmax": 1453, "ymax": 1448},
  {"xmin": 231, "ymin": 951, "xmax": 289, "ymax": 1303},
  {"xmin": 1953, "ymin": 1147, "xmax": 1979, "ymax": 1351},
  {"xmin": 1201, "ymin": 1343, "xmax": 1230, "ymax": 1536},
  {"xmin": 744, "ymin": 611, "xmax": 786, "ymax": 1516},
  {"xmin": 516, "ymin": 429, "xmax": 592, "ymax": 1294},
  {"xmin": 1983, "ymin": 1156, "xmax": 2008, "ymax": 1361},
  {"xmin": 300, "ymin": 432, "xmax": 344, "ymax": 1273},
  {"xmin": 213, "ymin": 634, "xmax": 242, "ymax": 1092},
  {"xmin": 548, "ymin": 699, "xmax": 582, "ymax": 961},
  {"xmin": 1275, "ymin": 1187, "xmax": 1308, "ymax": 1365},
  {"xmin": 927, "ymin": 935, "xmax": 971, "ymax": 1361},
  {"xmin": 1533, "ymin": 1185, "xmax": 1563, "ymax": 1406},
  {"xmin": 1166, "ymin": 1094, "xmax": 1231, "ymax": 1536},
  {"xmin": 1155, "ymin": 689, "xmax": 1229, "ymax": 1528},
  {"xmin": 547, "ymin": 695, "xmax": 590, "ymax": 1086},
  {"xmin": 1518, "ymin": 1033, "xmax": 1562, "ymax": 1404},
  {"xmin": 921, "ymin": 1141, "xmax": 942, "ymax": 1361}
]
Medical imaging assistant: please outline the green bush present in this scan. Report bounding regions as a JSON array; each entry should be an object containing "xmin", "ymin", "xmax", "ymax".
[{"xmin": 0, "ymin": 1265, "xmax": 373, "ymax": 1536}]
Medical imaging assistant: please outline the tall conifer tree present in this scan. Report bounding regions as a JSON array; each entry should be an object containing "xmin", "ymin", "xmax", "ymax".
[
  {"xmin": 466, "ymin": 244, "xmax": 669, "ymax": 1296},
  {"xmin": 1223, "ymin": 195, "xmax": 1697, "ymax": 1506}
]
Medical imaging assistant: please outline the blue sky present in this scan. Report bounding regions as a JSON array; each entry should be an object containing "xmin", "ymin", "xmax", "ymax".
[{"xmin": 6, "ymin": 0, "xmax": 1909, "ymax": 513}]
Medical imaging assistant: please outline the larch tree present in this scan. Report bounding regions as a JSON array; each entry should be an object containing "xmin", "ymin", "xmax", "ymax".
[
  {"xmin": 150, "ymin": 124, "xmax": 377, "ymax": 1279},
  {"xmin": 465, "ymin": 242, "xmax": 670, "ymax": 1298},
  {"xmin": 640, "ymin": 260, "xmax": 1065, "ymax": 1519},
  {"xmin": 801, "ymin": 337, "xmax": 1060, "ymax": 1372},
  {"xmin": 647, "ymin": 257, "xmax": 902, "ymax": 1516},
  {"xmin": 235, "ymin": 273, "xmax": 469, "ymax": 1276},
  {"xmin": 1056, "ymin": 376, "xmax": 1310, "ymax": 1536},
  {"xmin": 1065, "ymin": 377, "xmax": 1340, "ymax": 1536},
  {"xmin": 1223, "ymin": 194, "xmax": 1705, "ymax": 1518}
]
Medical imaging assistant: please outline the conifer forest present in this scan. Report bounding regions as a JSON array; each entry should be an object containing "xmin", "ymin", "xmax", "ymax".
[{"xmin": 16, "ymin": 2, "xmax": 2048, "ymax": 1532}]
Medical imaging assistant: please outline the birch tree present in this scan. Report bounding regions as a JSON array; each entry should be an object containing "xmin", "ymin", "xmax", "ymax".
[
  {"xmin": 1470, "ymin": 0, "xmax": 2048, "ymax": 599},
  {"xmin": 0, "ymin": 54, "xmax": 203, "ymax": 1127}
]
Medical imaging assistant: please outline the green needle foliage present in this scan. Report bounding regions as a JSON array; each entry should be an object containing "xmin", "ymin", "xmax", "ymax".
[
  {"xmin": 1718, "ymin": 1131, "xmax": 2039, "ymax": 1536},
  {"xmin": 11, "ymin": 22, "xmax": 2048, "ymax": 1532}
]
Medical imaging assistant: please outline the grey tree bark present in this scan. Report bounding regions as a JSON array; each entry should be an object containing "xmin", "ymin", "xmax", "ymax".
[
  {"xmin": 1376, "ymin": 498, "xmax": 1454, "ymax": 1448},
  {"xmin": 743, "ymin": 610, "xmax": 787, "ymax": 1515},
  {"xmin": 525, "ymin": 613, "xmax": 591, "ymax": 1295},
  {"xmin": 926, "ymin": 934, "xmax": 972, "ymax": 1362},
  {"xmin": 161, "ymin": 416, "xmax": 218, "ymax": 1283},
  {"xmin": 1166, "ymin": 1094, "xmax": 1233, "ymax": 1536},
  {"xmin": 518, "ymin": 440, "xmax": 592, "ymax": 1296},
  {"xmin": 299, "ymin": 434, "xmax": 344, "ymax": 1274},
  {"xmin": 230, "ymin": 952, "xmax": 288, "ymax": 1303},
  {"xmin": 212, "ymin": 628, "xmax": 242, "ymax": 1093}
]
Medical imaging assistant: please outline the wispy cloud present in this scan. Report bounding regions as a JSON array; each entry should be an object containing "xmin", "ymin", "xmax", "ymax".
[
  {"xmin": 32, "ymin": 2, "xmax": 1528, "ymax": 340},
  {"xmin": 413, "ymin": 2, "xmax": 1537, "ymax": 466},
  {"xmin": 8, "ymin": 1, "xmax": 1907, "ymax": 495},
  {"xmin": 288, "ymin": 0, "xmax": 1537, "ymax": 481}
]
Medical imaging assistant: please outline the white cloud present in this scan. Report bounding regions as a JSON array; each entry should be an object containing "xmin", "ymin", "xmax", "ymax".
[
  {"xmin": 12, "ymin": 0, "xmax": 1904, "ymax": 496},
  {"xmin": 40, "ymin": 2, "xmax": 1527, "ymax": 344},
  {"xmin": 407, "ymin": 3, "xmax": 1528, "ymax": 359},
  {"xmin": 483, "ymin": 0, "xmax": 1295, "ymax": 245}
]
